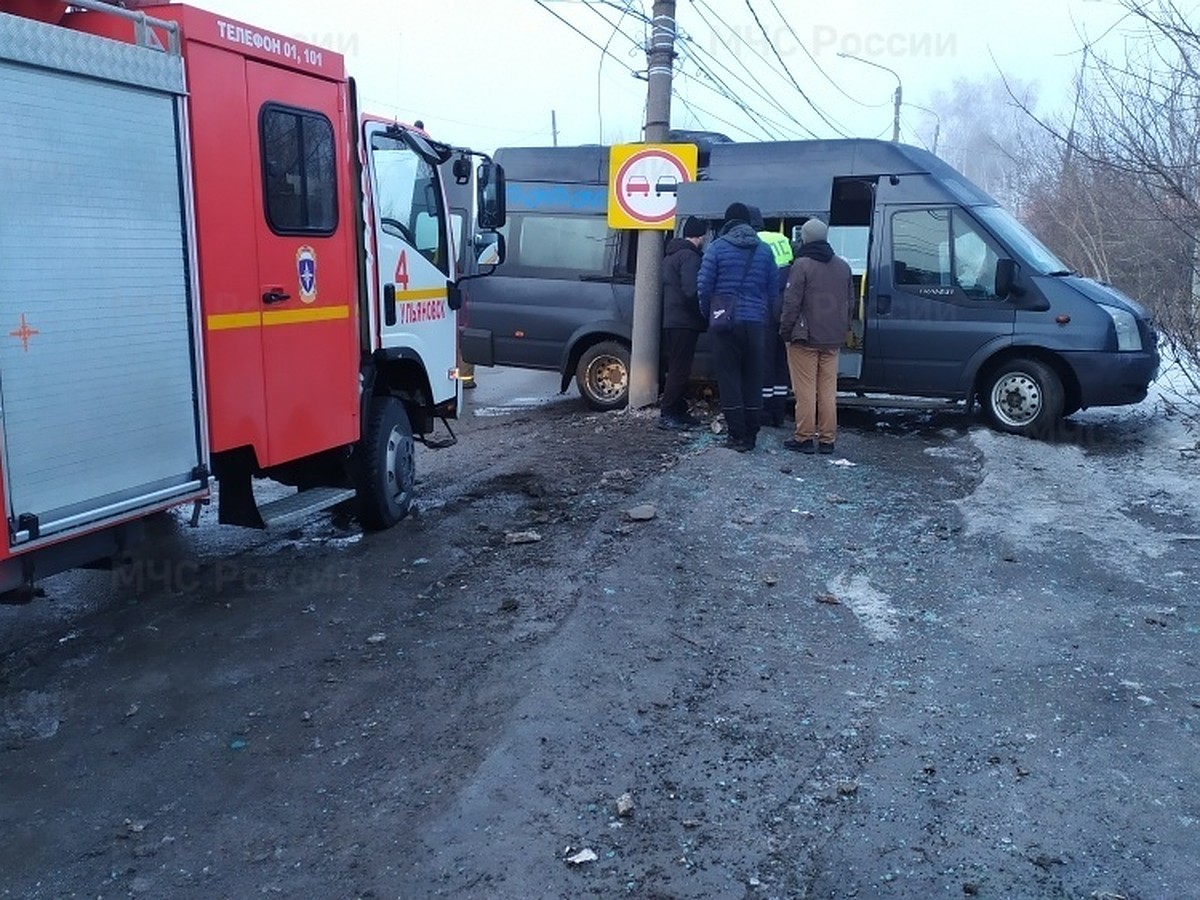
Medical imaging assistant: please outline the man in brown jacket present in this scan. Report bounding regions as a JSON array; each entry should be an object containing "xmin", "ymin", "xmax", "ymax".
[{"xmin": 779, "ymin": 218, "xmax": 854, "ymax": 454}]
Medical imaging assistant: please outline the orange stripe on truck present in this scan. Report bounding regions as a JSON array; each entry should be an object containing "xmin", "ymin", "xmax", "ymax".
[{"xmin": 207, "ymin": 304, "xmax": 350, "ymax": 331}]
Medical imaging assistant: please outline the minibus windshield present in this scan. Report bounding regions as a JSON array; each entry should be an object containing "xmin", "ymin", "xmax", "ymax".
[{"xmin": 974, "ymin": 205, "xmax": 1072, "ymax": 276}]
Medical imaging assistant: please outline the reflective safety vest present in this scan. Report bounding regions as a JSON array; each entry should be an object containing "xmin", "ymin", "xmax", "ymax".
[{"xmin": 758, "ymin": 230, "xmax": 794, "ymax": 267}]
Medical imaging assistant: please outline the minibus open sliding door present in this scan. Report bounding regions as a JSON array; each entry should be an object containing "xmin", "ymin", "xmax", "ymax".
[{"xmin": 828, "ymin": 178, "xmax": 876, "ymax": 383}]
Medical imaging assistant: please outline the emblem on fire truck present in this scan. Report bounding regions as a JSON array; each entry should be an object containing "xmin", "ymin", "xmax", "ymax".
[{"xmin": 296, "ymin": 245, "xmax": 317, "ymax": 303}]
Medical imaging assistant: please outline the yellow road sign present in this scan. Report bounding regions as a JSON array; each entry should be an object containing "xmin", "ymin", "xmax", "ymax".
[{"xmin": 608, "ymin": 143, "xmax": 698, "ymax": 230}]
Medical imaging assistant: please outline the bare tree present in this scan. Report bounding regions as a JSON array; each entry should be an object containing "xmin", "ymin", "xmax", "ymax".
[
  {"xmin": 1014, "ymin": 1, "xmax": 1200, "ymax": 417},
  {"xmin": 930, "ymin": 76, "xmax": 1048, "ymax": 213}
]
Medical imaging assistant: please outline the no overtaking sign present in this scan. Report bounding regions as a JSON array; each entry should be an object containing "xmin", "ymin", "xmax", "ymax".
[{"xmin": 608, "ymin": 143, "xmax": 698, "ymax": 230}]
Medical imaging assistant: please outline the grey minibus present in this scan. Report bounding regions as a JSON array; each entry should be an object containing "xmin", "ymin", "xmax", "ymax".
[{"xmin": 460, "ymin": 139, "xmax": 1160, "ymax": 437}]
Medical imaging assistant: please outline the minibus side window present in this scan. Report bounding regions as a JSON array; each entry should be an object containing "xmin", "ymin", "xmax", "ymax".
[
  {"xmin": 505, "ymin": 214, "xmax": 611, "ymax": 274},
  {"xmin": 892, "ymin": 209, "xmax": 950, "ymax": 287},
  {"xmin": 951, "ymin": 215, "xmax": 1001, "ymax": 299},
  {"xmin": 892, "ymin": 209, "xmax": 1003, "ymax": 300}
]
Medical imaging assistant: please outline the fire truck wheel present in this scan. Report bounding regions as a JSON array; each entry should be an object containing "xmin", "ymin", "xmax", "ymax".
[
  {"xmin": 357, "ymin": 396, "xmax": 415, "ymax": 530},
  {"xmin": 575, "ymin": 340, "xmax": 630, "ymax": 411}
]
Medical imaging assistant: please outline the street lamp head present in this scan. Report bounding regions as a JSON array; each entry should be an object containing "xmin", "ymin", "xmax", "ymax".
[{"xmin": 837, "ymin": 52, "xmax": 903, "ymax": 143}]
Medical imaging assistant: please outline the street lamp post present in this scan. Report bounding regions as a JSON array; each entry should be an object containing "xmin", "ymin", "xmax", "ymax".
[{"xmin": 837, "ymin": 52, "xmax": 902, "ymax": 142}]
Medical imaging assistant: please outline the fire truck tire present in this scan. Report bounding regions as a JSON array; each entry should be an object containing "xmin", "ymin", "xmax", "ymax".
[{"xmin": 357, "ymin": 396, "xmax": 415, "ymax": 530}]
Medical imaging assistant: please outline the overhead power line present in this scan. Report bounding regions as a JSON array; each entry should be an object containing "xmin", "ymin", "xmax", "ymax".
[
  {"xmin": 674, "ymin": 40, "xmax": 809, "ymax": 139},
  {"xmin": 535, "ymin": 0, "xmax": 842, "ymax": 143},
  {"xmin": 533, "ymin": 0, "xmax": 644, "ymax": 79},
  {"xmin": 674, "ymin": 29, "xmax": 815, "ymax": 137},
  {"xmin": 764, "ymin": 0, "xmax": 886, "ymax": 109},
  {"xmin": 682, "ymin": 0, "xmax": 819, "ymax": 137},
  {"xmin": 740, "ymin": 0, "xmax": 851, "ymax": 136}
]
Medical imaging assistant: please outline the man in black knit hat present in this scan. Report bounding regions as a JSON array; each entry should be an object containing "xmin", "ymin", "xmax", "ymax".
[{"xmin": 659, "ymin": 216, "xmax": 709, "ymax": 430}]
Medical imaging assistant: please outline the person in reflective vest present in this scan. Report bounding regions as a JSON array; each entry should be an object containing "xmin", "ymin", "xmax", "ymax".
[{"xmin": 750, "ymin": 207, "xmax": 794, "ymax": 428}]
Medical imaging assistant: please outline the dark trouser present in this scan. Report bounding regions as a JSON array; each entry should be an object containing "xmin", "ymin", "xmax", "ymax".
[
  {"xmin": 761, "ymin": 326, "xmax": 790, "ymax": 424},
  {"xmin": 661, "ymin": 327, "xmax": 701, "ymax": 418},
  {"xmin": 713, "ymin": 322, "xmax": 765, "ymax": 444}
]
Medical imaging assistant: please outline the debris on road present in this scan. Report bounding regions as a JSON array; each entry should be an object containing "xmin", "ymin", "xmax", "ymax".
[
  {"xmin": 565, "ymin": 847, "xmax": 598, "ymax": 865},
  {"xmin": 616, "ymin": 792, "xmax": 635, "ymax": 817},
  {"xmin": 504, "ymin": 530, "xmax": 543, "ymax": 544},
  {"xmin": 815, "ymin": 592, "xmax": 840, "ymax": 605},
  {"xmin": 366, "ymin": 632, "xmax": 387, "ymax": 644},
  {"xmin": 599, "ymin": 468, "xmax": 634, "ymax": 487},
  {"xmin": 626, "ymin": 504, "xmax": 657, "ymax": 522}
]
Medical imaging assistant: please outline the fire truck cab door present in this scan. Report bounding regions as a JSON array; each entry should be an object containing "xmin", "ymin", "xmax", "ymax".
[
  {"xmin": 362, "ymin": 121, "xmax": 458, "ymax": 406},
  {"xmin": 246, "ymin": 63, "xmax": 358, "ymax": 467}
]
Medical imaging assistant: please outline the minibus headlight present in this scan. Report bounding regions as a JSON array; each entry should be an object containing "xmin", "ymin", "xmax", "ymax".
[{"xmin": 1100, "ymin": 304, "xmax": 1142, "ymax": 352}]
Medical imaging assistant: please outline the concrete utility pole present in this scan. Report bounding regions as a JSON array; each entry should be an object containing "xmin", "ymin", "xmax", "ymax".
[
  {"xmin": 628, "ymin": 0, "xmax": 676, "ymax": 410},
  {"xmin": 551, "ymin": 109, "xmax": 558, "ymax": 147},
  {"xmin": 891, "ymin": 82, "xmax": 902, "ymax": 143},
  {"xmin": 904, "ymin": 102, "xmax": 940, "ymax": 155}
]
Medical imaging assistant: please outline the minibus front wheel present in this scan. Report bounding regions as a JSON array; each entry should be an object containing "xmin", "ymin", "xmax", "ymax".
[
  {"xmin": 982, "ymin": 357, "xmax": 1064, "ymax": 438},
  {"xmin": 576, "ymin": 340, "xmax": 630, "ymax": 411}
]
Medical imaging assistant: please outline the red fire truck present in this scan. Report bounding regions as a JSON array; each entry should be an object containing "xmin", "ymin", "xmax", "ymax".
[{"xmin": 0, "ymin": 0, "xmax": 506, "ymax": 596}]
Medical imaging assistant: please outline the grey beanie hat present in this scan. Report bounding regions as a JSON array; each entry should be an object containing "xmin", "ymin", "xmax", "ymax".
[
  {"xmin": 801, "ymin": 219, "xmax": 830, "ymax": 244},
  {"xmin": 800, "ymin": 218, "xmax": 828, "ymax": 244}
]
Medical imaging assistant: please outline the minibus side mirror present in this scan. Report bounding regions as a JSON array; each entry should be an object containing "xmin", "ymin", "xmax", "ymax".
[{"xmin": 996, "ymin": 258, "xmax": 1020, "ymax": 297}]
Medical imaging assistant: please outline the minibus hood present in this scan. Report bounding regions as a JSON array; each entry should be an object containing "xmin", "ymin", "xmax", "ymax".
[{"xmin": 1063, "ymin": 276, "xmax": 1150, "ymax": 319}]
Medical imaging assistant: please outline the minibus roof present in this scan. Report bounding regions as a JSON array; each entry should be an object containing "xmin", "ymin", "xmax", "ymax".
[{"xmin": 677, "ymin": 139, "xmax": 997, "ymax": 218}]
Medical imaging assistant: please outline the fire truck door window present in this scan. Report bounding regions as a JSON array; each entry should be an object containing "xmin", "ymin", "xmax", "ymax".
[
  {"xmin": 260, "ymin": 105, "xmax": 337, "ymax": 234},
  {"xmin": 371, "ymin": 136, "xmax": 449, "ymax": 275}
]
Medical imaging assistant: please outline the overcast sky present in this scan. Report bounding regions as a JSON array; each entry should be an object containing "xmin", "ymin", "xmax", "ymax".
[{"xmin": 186, "ymin": 0, "xmax": 1132, "ymax": 154}]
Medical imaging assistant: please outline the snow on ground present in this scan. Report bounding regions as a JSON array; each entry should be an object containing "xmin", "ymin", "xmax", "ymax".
[
  {"xmin": 828, "ymin": 571, "xmax": 899, "ymax": 642},
  {"xmin": 950, "ymin": 354, "xmax": 1200, "ymax": 575}
]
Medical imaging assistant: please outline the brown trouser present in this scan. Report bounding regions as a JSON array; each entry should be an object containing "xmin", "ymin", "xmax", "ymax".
[{"xmin": 786, "ymin": 343, "xmax": 840, "ymax": 444}]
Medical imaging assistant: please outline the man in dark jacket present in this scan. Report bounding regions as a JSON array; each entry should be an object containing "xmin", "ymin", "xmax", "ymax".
[
  {"xmin": 659, "ymin": 216, "xmax": 708, "ymax": 430},
  {"xmin": 697, "ymin": 202, "xmax": 778, "ymax": 452},
  {"xmin": 779, "ymin": 217, "xmax": 854, "ymax": 454}
]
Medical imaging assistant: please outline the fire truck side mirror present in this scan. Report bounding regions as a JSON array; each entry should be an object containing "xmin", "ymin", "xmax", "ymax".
[
  {"xmin": 476, "ymin": 162, "xmax": 506, "ymax": 230},
  {"xmin": 473, "ymin": 231, "xmax": 506, "ymax": 268}
]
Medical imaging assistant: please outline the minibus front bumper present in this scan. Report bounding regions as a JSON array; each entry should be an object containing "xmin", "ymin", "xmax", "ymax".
[{"xmin": 1064, "ymin": 349, "xmax": 1161, "ymax": 409}]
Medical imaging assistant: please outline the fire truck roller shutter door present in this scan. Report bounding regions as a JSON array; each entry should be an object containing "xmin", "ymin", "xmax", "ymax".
[{"xmin": 0, "ymin": 18, "xmax": 204, "ymax": 541}]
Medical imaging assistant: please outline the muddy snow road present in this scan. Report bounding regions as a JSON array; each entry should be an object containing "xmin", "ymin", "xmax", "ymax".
[{"xmin": 2, "ymin": 369, "xmax": 1198, "ymax": 900}]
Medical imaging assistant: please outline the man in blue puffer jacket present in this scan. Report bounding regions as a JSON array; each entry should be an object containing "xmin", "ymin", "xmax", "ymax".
[{"xmin": 697, "ymin": 202, "xmax": 778, "ymax": 452}]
